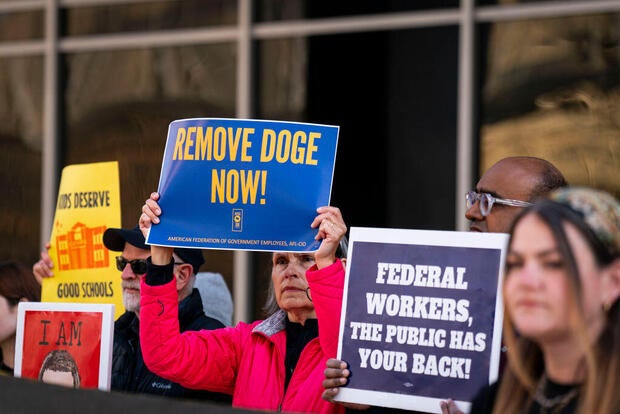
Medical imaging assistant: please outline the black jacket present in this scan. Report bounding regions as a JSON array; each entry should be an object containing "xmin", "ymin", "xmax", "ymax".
[{"xmin": 111, "ymin": 288, "xmax": 231, "ymax": 403}]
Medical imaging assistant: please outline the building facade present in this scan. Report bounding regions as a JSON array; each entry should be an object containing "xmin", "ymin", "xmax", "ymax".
[{"xmin": 1, "ymin": 0, "xmax": 619, "ymax": 322}]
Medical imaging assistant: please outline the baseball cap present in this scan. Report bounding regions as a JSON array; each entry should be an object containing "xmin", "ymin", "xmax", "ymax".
[
  {"xmin": 173, "ymin": 248, "xmax": 205, "ymax": 275},
  {"xmin": 103, "ymin": 225, "xmax": 147, "ymax": 251},
  {"xmin": 103, "ymin": 225, "xmax": 205, "ymax": 274}
]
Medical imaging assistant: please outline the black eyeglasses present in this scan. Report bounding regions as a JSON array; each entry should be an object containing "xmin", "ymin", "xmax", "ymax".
[
  {"xmin": 116, "ymin": 256, "xmax": 147, "ymax": 274},
  {"xmin": 116, "ymin": 256, "xmax": 187, "ymax": 274}
]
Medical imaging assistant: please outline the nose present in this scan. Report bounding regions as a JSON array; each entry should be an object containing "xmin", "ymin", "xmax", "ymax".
[
  {"xmin": 282, "ymin": 263, "xmax": 301, "ymax": 279},
  {"xmin": 465, "ymin": 200, "xmax": 484, "ymax": 222},
  {"xmin": 120, "ymin": 264, "xmax": 137, "ymax": 280},
  {"xmin": 282, "ymin": 256, "xmax": 311, "ymax": 279},
  {"xmin": 513, "ymin": 263, "xmax": 542, "ymax": 288}
]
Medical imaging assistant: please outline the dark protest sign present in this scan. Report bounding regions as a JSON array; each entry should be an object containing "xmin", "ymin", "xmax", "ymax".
[{"xmin": 335, "ymin": 227, "xmax": 508, "ymax": 413}]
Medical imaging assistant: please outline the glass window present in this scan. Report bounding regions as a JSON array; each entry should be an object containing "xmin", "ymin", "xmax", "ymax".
[
  {"xmin": 478, "ymin": 13, "xmax": 620, "ymax": 198},
  {"xmin": 256, "ymin": 37, "xmax": 307, "ymax": 122},
  {"xmin": 63, "ymin": 0, "xmax": 237, "ymax": 36},
  {"xmin": 0, "ymin": 56, "xmax": 43, "ymax": 265},
  {"xmin": 62, "ymin": 44, "xmax": 237, "ymax": 282},
  {"xmin": 477, "ymin": 0, "xmax": 556, "ymax": 5},
  {"xmin": 0, "ymin": 11, "xmax": 43, "ymax": 41},
  {"xmin": 252, "ymin": 27, "xmax": 459, "ymax": 315},
  {"xmin": 294, "ymin": 27, "xmax": 458, "ymax": 231},
  {"xmin": 256, "ymin": 0, "xmax": 459, "ymax": 22},
  {"xmin": 385, "ymin": 27, "xmax": 459, "ymax": 231}
]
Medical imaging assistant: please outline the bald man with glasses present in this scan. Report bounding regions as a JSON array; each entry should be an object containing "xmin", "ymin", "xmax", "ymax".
[
  {"xmin": 465, "ymin": 156, "xmax": 567, "ymax": 234},
  {"xmin": 322, "ymin": 156, "xmax": 567, "ymax": 414}
]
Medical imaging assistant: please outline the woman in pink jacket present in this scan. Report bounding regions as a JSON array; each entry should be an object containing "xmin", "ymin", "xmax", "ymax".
[{"xmin": 138, "ymin": 192, "xmax": 347, "ymax": 414}]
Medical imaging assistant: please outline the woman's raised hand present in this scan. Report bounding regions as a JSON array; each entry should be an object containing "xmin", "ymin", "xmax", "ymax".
[
  {"xmin": 139, "ymin": 192, "xmax": 174, "ymax": 265},
  {"xmin": 139, "ymin": 192, "xmax": 161, "ymax": 240},
  {"xmin": 311, "ymin": 206, "xmax": 346, "ymax": 269}
]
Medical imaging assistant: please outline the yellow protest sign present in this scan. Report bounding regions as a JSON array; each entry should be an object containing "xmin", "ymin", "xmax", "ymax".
[{"xmin": 41, "ymin": 161, "xmax": 124, "ymax": 319}]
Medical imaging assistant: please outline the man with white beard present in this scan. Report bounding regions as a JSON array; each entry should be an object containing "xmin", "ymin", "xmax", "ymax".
[
  {"xmin": 101, "ymin": 225, "xmax": 230, "ymax": 402},
  {"xmin": 34, "ymin": 225, "xmax": 231, "ymax": 403}
]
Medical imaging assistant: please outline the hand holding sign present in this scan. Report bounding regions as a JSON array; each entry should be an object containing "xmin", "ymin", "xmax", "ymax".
[
  {"xmin": 322, "ymin": 359, "xmax": 372, "ymax": 410},
  {"xmin": 33, "ymin": 243, "xmax": 54, "ymax": 283},
  {"xmin": 311, "ymin": 206, "xmax": 347, "ymax": 269},
  {"xmin": 139, "ymin": 192, "xmax": 175, "ymax": 267}
]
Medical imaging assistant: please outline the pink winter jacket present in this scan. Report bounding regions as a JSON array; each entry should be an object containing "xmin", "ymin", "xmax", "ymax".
[{"xmin": 140, "ymin": 260, "xmax": 346, "ymax": 414}]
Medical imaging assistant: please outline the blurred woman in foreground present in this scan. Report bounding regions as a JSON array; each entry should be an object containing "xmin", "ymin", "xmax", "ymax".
[{"xmin": 470, "ymin": 187, "xmax": 620, "ymax": 414}]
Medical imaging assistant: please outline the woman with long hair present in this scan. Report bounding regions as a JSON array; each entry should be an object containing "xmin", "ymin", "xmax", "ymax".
[{"xmin": 471, "ymin": 187, "xmax": 620, "ymax": 414}]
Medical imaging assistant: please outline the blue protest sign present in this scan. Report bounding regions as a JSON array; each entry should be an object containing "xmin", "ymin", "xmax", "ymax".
[
  {"xmin": 146, "ymin": 118, "xmax": 339, "ymax": 252},
  {"xmin": 335, "ymin": 227, "xmax": 508, "ymax": 414}
]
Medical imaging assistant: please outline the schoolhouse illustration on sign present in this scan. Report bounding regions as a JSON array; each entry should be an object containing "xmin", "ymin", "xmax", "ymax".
[{"xmin": 55, "ymin": 222, "xmax": 108, "ymax": 271}]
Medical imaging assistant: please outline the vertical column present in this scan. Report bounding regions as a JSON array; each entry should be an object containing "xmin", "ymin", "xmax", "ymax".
[
  {"xmin": 233, "ymin": 0, "xmax": 254, "ymax": 324},
  {"xmin": 456, "ymin": 0, "xmax": 475, "ymax": 231},
  {"xmin": 41, "ymin": 0, "xmax": 59, "ymax": 246}
]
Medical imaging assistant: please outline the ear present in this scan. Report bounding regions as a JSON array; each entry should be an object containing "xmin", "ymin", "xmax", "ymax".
[
  {"xmin": 602, "ymin": 258, "xmax": 620, "ymax": 309},
  {"xmin": 174, "ymin": 263, "xmax": 193, "ymax": 292}
]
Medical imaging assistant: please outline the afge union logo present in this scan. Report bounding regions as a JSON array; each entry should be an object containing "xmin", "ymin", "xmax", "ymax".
[{"xmin": 232, "ymin": 209, "xmax": 243, "ymax": 232}]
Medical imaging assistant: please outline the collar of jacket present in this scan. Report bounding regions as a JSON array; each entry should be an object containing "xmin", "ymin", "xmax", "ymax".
[
  {"xmin": 253, "ymin": 309, "xmax": 287, "ymax": 336},
  {"xmin": 178, "ymin": 288, "xmax": 203, "ymax": 328}
]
